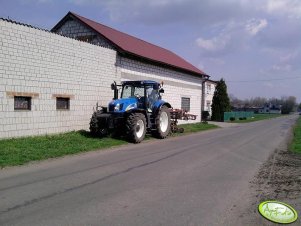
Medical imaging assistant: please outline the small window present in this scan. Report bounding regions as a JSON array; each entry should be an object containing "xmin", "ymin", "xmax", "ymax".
[
  {"xmin": 206, "ymin": 101, "xmax": 211, "ymax": 111},
  {"xmin": 181, "ymin": 97, "xmax": 190, "ymax": 112},
  {"xmin": 56, "ymin": 97, "xmax": 70, "ymax": 110},
  {"xmin": 207, "ymin": 84, "xmax": 211, "ymax": 94},
  {"xmin": 14, "ymin": 96, "xmax": 31, "ymax": 110},
  {"xmin": 76, "ymin": 35, "xmax": 95, "ymax": 43}
]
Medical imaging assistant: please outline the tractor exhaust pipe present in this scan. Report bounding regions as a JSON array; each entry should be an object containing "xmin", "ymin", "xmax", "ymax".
[{"xmin": 111, "ymin": 81, "xmax": 118, "ymax": 100}]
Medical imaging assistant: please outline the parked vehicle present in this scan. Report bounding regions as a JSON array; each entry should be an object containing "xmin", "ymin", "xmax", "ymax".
[{"xmin": 90, "ymin": 80, "xmax": 171, "ymax": 143}]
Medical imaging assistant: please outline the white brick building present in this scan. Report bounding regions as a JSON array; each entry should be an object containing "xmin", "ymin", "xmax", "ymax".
[{"xmin": 0, "ymin": 12, "xmax": 216, "ymax": 139}]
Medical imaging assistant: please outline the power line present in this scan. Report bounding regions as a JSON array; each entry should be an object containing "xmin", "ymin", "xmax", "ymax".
[{"xmin": 227, "ymin": 76, "xmax": 301, "ymax": 83}]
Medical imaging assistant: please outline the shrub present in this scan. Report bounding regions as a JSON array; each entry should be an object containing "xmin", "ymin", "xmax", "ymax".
[{"xmin": 230, "ymin": 117, "xmax": 235, "ymax": 121}]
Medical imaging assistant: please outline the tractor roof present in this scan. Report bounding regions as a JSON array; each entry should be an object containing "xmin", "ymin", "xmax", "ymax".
[{"xmin": 122, "ymin": 80, "xmax": 159, "ymax": 86}]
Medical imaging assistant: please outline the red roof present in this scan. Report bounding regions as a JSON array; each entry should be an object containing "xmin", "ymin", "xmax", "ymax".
[{"xmin": 52, "ymin": 12, "xmax": 207, "ymax": 77}]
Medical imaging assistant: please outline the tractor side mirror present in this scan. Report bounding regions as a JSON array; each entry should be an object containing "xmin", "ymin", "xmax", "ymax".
[
  {"xmin": 111, "ymin": 82, "xmax": 116, "ymax": 90},
  {"xmin": 159, "ymin": 88, "xmax": 164, "ymax": 93}
]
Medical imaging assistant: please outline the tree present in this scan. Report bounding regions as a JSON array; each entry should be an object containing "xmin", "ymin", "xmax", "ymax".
[
  {"xmin": 211, "ymin": 79, "xmax": 231, "ymax": 121},
  {"xmin": 281, "ymin": 96, "xmax": 297, "ymax": 114}
]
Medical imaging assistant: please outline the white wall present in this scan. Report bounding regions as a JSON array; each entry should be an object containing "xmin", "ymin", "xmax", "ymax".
[
  {"xmin": 0, "ymin": 19, "xmax": 119, "ymax": 139},
  {"xmin": 204, "ymin": 81, "xmax": 216, "ymax": 116}
]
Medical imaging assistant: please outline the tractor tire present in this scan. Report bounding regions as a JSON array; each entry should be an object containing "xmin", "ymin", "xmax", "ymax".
[
  {"xmin": 125, "ymin": 113, "xmax": 146, "ymax": 143},
  {"xmin": 89, "ymin": 110, "xmax": 108, "ymax": 137},
  {"xmin": 153, "ymin": 106, "xmax": 171, "ymax": 139}
]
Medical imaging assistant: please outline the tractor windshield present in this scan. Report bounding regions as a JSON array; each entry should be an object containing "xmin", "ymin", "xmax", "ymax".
[{"xmin": 121, "ymin": 84, "xmax": 145, "ymax": 99}]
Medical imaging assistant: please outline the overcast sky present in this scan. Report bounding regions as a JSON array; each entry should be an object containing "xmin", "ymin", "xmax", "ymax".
[{"xmin": 1, "ymin": 0, "xmax": 300, "ymax": 102}]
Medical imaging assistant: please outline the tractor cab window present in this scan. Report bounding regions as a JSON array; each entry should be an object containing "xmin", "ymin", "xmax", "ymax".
[
  {"xmin": 146, "ymin": 85, "xmax": 159, "ymax": 109},
  {"xmin": 134, "ymin": 87, "xmax": 144, "ymax": 97},
  {"xmin": 146, "ymin": 86, "xmax": 159, "ymax": 99},
  {"xmin": 121, "ymin": 85, "xmax": 145, "ymax": 99}
]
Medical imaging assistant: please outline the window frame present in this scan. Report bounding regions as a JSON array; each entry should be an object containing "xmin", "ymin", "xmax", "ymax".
[
  {"xmin": 14, "ymin": 96, "xmax": 32, "ymax": 111},
  {"xmin": 76, "ymin": 35, "xmax": 96, "ymax": 43},
  {"xmin": 206, "ymin": 100, "xmax": 211, "ymax": 112},
  {"xmin": 181, "ymin": 97, "xmax": 191, "ymax": 112},
  {"xmin": 56, "ymin": 97, "xmax": 70, "ymax": 110},
  {"xmin": 206, "ymin": 84, "xmax": 211, "ymax": 94}
]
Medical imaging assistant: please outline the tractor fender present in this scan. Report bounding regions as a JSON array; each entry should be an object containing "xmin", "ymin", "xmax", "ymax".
[{"xmin": 152, "ymin": 100, "xmax": 172, "ymax": 116}]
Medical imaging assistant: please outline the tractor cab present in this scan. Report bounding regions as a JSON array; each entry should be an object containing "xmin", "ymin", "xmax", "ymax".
[{"xmin": 109, "ymin": 80, "xmax": 164, "ymax": 113}]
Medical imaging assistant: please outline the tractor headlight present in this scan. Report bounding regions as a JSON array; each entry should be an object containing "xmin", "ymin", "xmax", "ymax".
[
  {"xmin": 114, "ymin": 103, "xmax": 123, "ymax": 111},
  {"xmin": 125, "ymin": 103, "xmax": 137, "ymax": 111}
]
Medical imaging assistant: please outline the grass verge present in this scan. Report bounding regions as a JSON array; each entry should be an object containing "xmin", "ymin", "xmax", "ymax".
[
  {"xmin": 173, "ymin": 122, "xmax": 218, "ymax": 135},
  {"xmin": 290, "ymin": 116, "xmax": 301, "ymax": 154},
  {"xmin": 230, "ymin": 113, "xmax": 283, "ymax": 123},
  {"xmin": 0, "ymin": 123, "xmax": 218, "ymax": 167},
  {"xmin": 0, "ymin": 131, "xmax": 127, "ymax": 168}
]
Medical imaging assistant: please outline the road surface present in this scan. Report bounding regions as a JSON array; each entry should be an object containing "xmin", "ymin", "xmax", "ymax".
[{"xmin": 0, "ymin": 115, "xmax": 298, "ymax": 226}]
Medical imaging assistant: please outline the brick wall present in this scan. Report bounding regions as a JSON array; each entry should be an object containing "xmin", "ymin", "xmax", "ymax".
[
  {"xmin": 118, "ymin": 57, "xmax": 203, "ymax": 123},
  {"xmin": 0, "ymin": 19, "xmax": 119, "ymax": 139}
]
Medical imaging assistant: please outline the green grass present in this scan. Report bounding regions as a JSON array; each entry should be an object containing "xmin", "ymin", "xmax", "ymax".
[
  {"xmin": 290, "ymin": 117, "xmax": 301, "ymax": 153},
  {"xmin": 0, "ymin": 131, "xmax": 127, "ymax": 168},
  {"xmin": 230, "ymin": 113, "xmax": 283, "ymax": 123},
  {"xmin": 0, "ymin": 123, "xmax": 218, "ymax": 167},
  {"xmin": 175, "ymin": 122, "xmax": 218, "ymax": 134}
]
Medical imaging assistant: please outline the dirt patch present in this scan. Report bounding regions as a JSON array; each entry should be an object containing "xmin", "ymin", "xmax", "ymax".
[
  {"xmin": 253, "ymin": 148, "xmax": 301, "ymax": 202},
  {"xmin": 248, "ymin": 147, "xmax": 301, "ymax": 225}
]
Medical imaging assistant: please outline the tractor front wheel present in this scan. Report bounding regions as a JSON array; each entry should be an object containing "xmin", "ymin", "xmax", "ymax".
[
  {"xmin": 126, "ymin": 113, "xmax": 146, "ymax": 143},
  {"xmin": 89, "ymin": 110, "xmax": 108, "ymax": 137},
  {"xmin": 153, "ymin": 106, "xmax": 171, "ymax": 139}
]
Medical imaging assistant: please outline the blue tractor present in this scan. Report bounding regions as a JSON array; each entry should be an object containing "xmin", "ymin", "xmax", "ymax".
[{"xmin": 90, "ymin": 80, "xmax": 172, "ymax": 143}]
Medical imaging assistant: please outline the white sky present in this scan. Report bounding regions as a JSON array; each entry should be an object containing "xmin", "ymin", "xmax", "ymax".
[{"xmin": 1, "ymin": 0, "xmax": 300, "ymax": 102}]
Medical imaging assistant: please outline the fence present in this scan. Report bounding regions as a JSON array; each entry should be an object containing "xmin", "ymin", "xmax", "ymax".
[{"xmin": 224, "ymin": 111, "xmax": 254, "ymax": 121}]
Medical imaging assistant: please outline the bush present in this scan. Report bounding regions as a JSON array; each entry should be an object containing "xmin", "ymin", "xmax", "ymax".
[
  {"xmin": 239, "ymin": 117, "xmax": 247, "ymax": 120},
  {"xmin": 230, "ymin": 117, "xmax": 235, "ymax": 121}
]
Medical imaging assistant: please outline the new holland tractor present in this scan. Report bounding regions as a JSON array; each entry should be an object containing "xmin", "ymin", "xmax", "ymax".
[{"xmin": 89, "ymin": 80, "xmax": 172, "ymax": 143}]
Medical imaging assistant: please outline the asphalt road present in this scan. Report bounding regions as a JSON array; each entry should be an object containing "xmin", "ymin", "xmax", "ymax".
[{"xmin": 0, "ymin": 115, "xmax": 298, "ymax": 226}]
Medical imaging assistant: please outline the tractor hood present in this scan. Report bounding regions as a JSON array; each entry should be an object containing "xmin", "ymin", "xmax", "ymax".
[{"xmin": 108, "ymin": 98, "xmax": 137, "ymax": 112}]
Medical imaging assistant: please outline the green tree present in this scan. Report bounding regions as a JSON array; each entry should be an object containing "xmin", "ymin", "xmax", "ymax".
[
  {"xmin": 211, "ymin": 79, "xmax": 231, "ymax": 121},
  {"xmin": 281, "ymin": 96, "xmax": 297, "ymax": 114}
]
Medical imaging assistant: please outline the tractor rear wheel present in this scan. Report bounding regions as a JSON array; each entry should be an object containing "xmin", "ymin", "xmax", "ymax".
[
  {"xmin": 89, "ymin": 110, "xmax": 108, "ymax": 137},
  {"xmin": 126, "ymin": 113, "xmax": 146, "ymax": 143},
  {"xmin": 153, "ymin": 106, "xmax": 171, "ymax": 139}
]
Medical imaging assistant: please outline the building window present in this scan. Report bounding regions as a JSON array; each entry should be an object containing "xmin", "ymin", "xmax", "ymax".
[
  {"xmin": 14, "ymin": 96, "xmax": 31, "ymax": 110},
  {"xmin": 206, "ymin": 101, "xmax": 211, "ymax": 112},
  {"xmin": 207, "ymin": 84, "xmax": 211, "ymax": 94},
  {"xmin": 76, "ymin": 35, "xmax": 95, "ymax": 43},
  {"xmin": 181, "ymin": 97, "xmax": 190, "ymax": 112},
  {"xmin": 56, "ymin": 97, "xmax": 70, "ymax": 110}
]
